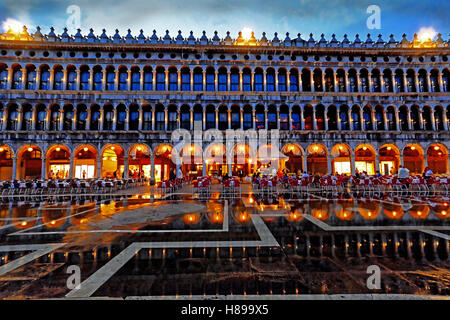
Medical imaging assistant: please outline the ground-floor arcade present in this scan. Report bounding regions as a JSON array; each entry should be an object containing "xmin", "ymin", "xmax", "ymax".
[{"xmin": 0, "ymin": 140, "xmax": 449, "ymax": 182}]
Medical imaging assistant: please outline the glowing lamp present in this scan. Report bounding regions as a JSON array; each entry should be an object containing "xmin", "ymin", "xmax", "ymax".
[
  {"xmin": 111, "ymin": 146, "xmax": 115, "ymax": 150},
  {"xmin": 410, "ymin": 146, "xmax": 415, "ymax": 150},
  {"xmin": 387, "ymin": 146, "xmax": 392, "ymax": 150},
  {"xmin": 0, "ymin": 148, "xmax": 3, "ymax": 152},
  {"xmin": 362, "ymin": 146, "xmax": 367, "ymax": 150},
  {"xmin": 55, "ymin": 147, "xmax": 60, "ymax": 152},
  {"xmin": 27, "ymin": 147, "xmax": 33, "ymax": 152},
  {"xmin": 83, "ymin": 147, "xmax": 88, "ymax": 152}
]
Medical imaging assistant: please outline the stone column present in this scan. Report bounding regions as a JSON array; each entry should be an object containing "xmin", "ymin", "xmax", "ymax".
[
  {"xmin": 35, "ymin": 69, "xmax": 41, "ymax": 90},
  {"xmin": 127, "ymin": 70, "xmax": 132, "ymax": 91},
  {"xmin": 41, "ymin": 156, "xmax": 46, "ymax": 179},
  {"xmin": 76, "ymin": 70, "xmax": 81, "ymax": 91},
  {"xmin": 252, "ymin": 106, "xmax": 256, "ymax": 130},
  {"xmin": 227, "ymin": 109, "xmax": 231, "ymax": 129},
  {"xmin": 215, "ymin": 108, "xmax": 219, "ymax": 129},
  {"xmin": 264, "ymin": 107, "xmax": 268, "ymax": 130},
  {"xmin": 310, "ymin": 71, "xmax": 315, "ymax": 92},
  {"xmin": 123, "ymin": 156, "xmax": 129, "ymax": 179},
  {"xmin": 89, "ymin": 69, "xmax": 94, "ymax": 91},
  {"xmin": 375, "ymin": 153, "xmax": 380, "ymax": 172},
  {"xmin": 351, "ymin": 154, "xmax": 356, "ymax": 176},
  {"xmin": 300, "ymin": 106, "xmax": 305, "ymax": 130},
  {"xmin": 150, "ymin": 152, "xmax": 155, "ymax": 184},
  {"xmin": 6, "ymin": 68, "xmax": 13, "ymax": 89},
  {"xmin": 303, "ymin": 156, "xmax": 307, "ymax": 174},
  {"xmin": 97, "ymin": 154, "xmax": 102, "ymax": 178},
  {"xmin": 12, "ymin": 156, "xmax": 17, "ymax": 180},
  {"xmin": 164, "ymin": 70, "xmax": 169, "ymax": 91},
  {"xmin": 21, "ymin": 68, "xmax": 27, "ymax": 90},
  {"xmin": 152, "ymin": 70, "xmax": 156, "ymax": 90},
  {"xmin": 69, "ymin": 155, "xmax": 74, "ymax": 179},
  {"xmin": 164, "ymin": 108, "xmax": 168, "ymax": 131}
]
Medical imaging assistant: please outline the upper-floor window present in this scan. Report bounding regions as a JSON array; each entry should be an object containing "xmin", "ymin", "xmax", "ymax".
[
  {"xmin": 206, "ymin": 70, "xmax": 215, "ymax": 91},
  {"xmin": 230, "ymin": 70, "xmax": 239, "ymax": 91},
  {"xmin": 80, "ymin": 68, "xmax": 90, "ymax": 90},
  {"xmin": 40, "ymin": 68, "xmax": 50, "ymax": 90},
  {"xmin": 254, "ymin": 71, "xmax": 263, "ymax": 91},
  {"xmin": 266, "ymin": 70, "xmax": 275, "ymax": 92},
  {"xmin": 0, "ymin": 67, "xmax": 8, "ymax": 89},
  {"xmin": 131, "ymin": 69, "xmax": 140, "ymax": 90},
  {"xmin": 67, "ymin": 68, "xmax": 77, "ymax": 90},
  {"xmin": 181, "ymin": 69, "xmax": 190, "ymax": 91},
  {"xmin": 26, "ymin": 69, "xmax": 36, "ymax": 90},
  {"xmin": 169, "ymin": 69, "xmax": 178, "ymax": 91},
  {"xmin": 278, "ymin": 70, "xmax": 287, "ymax": 92},
  {"xmin": 289, "ymin": 71, "xmax": 299, "ymax": 92},
  {"xmin": 218, "ymin": 70, "xmax": 227, "ymax": 91},
  {"xmin": 156, "ymin": 68, "xmax": 165, "ymax": 91},
  {"xmin": 94, "ymin": 69, "xmax": 103, "ymax": 91},
  {"xmin": 54, "ymin": 68, "xmax": 64, "ymax": 90},
  {"xmin": 11, "ymin": 68, "xmax": 22, "ymax": 89},
  {"xmin": 143, "ymin": 69, "xmax": 153, "ymax": 90},
  {"xmin": 193, "ymin": 69, "xmax": 203, "ymax": 91},
  {"xmin": 118, "ymin": 69, "xmax": 128, "ymax": 90}
]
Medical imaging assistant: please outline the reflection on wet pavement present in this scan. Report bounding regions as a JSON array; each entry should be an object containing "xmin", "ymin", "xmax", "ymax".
[{"xmin": 0, "ymin": 191, "xmax": 448, "ymax": 299}]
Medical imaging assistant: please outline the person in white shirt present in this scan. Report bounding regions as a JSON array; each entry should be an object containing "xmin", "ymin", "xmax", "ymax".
[{"xmin": 397, "ymin": 166, "xmax": 410, "ymax": 179}]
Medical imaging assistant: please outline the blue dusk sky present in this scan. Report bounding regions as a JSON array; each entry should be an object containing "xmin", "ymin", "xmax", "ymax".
[{"xmin": 0, "ymin": 0, "xmax": 448, "ymax": 41}]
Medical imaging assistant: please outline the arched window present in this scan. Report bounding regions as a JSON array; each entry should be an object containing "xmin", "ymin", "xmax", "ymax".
[
  {"xmin": 105, "ymin": 66, "xmax": 115, "ymax": 91},
  {"xmin": 443, "ymin": 70, "xmax": 449, "ymax": 92},
  {"xmin": 206, "ymin": 68, "xmax": 215, "ymax": 91},
  {"xmin": 118, "ymin": 67, "xmax": 128, "ymax": 91},
  {"xmin": 430, "ymin": 70, "xmax": 440, "ymax": 93},
  {"xmin": 375, "ymin": 106, "xmax": 385, "ymax": 130},
  {"xmin": 67, "ymin": 66, "xmax": 77, "ymax": 90},
  {"xmin": 371, "ymin": 69, "xmax": 381, "ymax": 92},
  {"xmin": 363, "ymin": 106, "xmax": 373, "ymax": 130},
  {"xmin": 168, "ymin": 67, "xmax": 178, "ymax": 91},
  {"xmin": 80, "ymin": 66, "xmax": 90, "ymax": 90},
  {"xmin": 93, "ymin": 66, "xmax": 103, "ymax": 91},
  {"xmin": 386, "ymin": 106, "xmax": 397, "ymax": 131},
  {"xmin": 394, "ymin": 69, "xmax": 404, "ymax": 92},
  {"xmin": 291, "ymin": 106, "xmax": 301, "ymax": 130},
  {"xmin": 434, "ymin": 106, "xmax": 444, "ymax": 131},
  {"xmin": 131, "ymin": 67, "xmax": 140, "ymax": 91},
  {"xmin": 399, "ymin": 106, "xmax": 409, "ymax": 131},
  {"xmin": 301, "ymin": 69, "xmax": 311, "ymax": 92},
  {"xmin": 116, "ymin": 104, "xmax": 127, "ymax": 130},
  {"xmin": 339, "ymin": 105, "xmax": 349, "ymax": 130},
  {"xmin": 243, "ymin": 68, "xmax": 252, "ymax": 91},
  {"xmin": 206, "ymin": 105, "xmax": 215, "ymax": 129},
  {"xmin": 255, "ymin": 105, "xmax": 265, "ymax": 129},
  {"xmin": 360, "ymin": 69, "xmax": 369, "ymax": 92},
  {"xmin": 243, "ymin": 105, "xmax": 252, "ymax": 130},
  {"xmin": 218, "ymin": 105, "xmax": 228, "ymax": 130},
  {"xmin": 40, "ymin": 66, "xmax": 50, "ymax": 90},
  {"xmin": 266, "ymin": 68, "xmax": 275, "ymax": 92},
  {"xmin": 406, "ymin": 69, "xmax": 416, "ymax": 92},
  {"xmin": 316, "ymin": 105, "xmax": 325, "ymax": 130},
  {"xmin": 49, "ymin": 105, "xmax": 60, "ymax": 131},
  {"xmin": 336, "ymin": 69, "xmax": 346, "ymax": 92},
  {"xmin": 231, "ymin": 105, "xmax": 240, "ymax": 129},
  {"xmin": 63, "ymin": 104, "xmax": 74, "ymax": 130},
  {"xmin": 76, "ymin": 104, "xmax": 88, "ymax": 130},
  {"xmin": 324, "ymin": 69, "xmax": 334, "ymax": 92},
  {"xmin": 26, "ymin": 65, "xmax": 36, "ymax": 90},
  {"xmin": 156, "ymin": 67, "xmax": 165, "ymax": 91},
  {"xmin": 289, "ymin": 69, "xmax": 299, "ymax": 92},
  {"xmin": 267, "ymin": 105, "xmax": 277, "ymax": 129},
  {"xmin": 53, "ymin": 66, "xmax": 64, "ymax": 90},
  {"xmin": 218, "ymin": 67, "xmax": 227, "ymax": 91},
  {"xmin": 180, "ymin": 105, "xmax": 190, "ymax": 130},
  {"xmin": 304, "ymin": 106, "xmax": 313, "ymax": 130},
  {"xmin": 36, "ymin": 105, "xmax": 47, "ymax": 130},
  {"xmin": 418, "ymin": 69, "xmax": 428, "ymax": 92},
  {"xmin": 348, "ymin": 69, "xmax": 358, "ymax": 92},
  {"xmin": 193, "ymin": 68, "xmax": 203, "ymax": 91},
  {"xmin": 0, "ymin": 64, "xmax": 8, "ymax": 89},
  {"xmin": 22, "ymin": 104, "xmax": 33, "ymax": 130},
  {"xmin": 313, "ymin": 69, "xmax": 323, "ymax": 91},
  {"xmin": 327, "ymin": 105, "xmax": 338, "ymax": 130},
  {"xmin": 422, "ymin": 106, "xmax": 433, "ymax": 131},
  {"xmin": 351, "ymin": 106, "xmax": 361, "ymax": 130},
  {"xmin": 278, "ymin": 69, "xmax": 287, "ymax": 92},
  {"xmin": 181, "ymin": 67, "xmax": 190, "ymax": 91},
  {"xmin": 143, "ymin": 67, "xmax": 153, "ymax": 90},
  {"xmin": 280, "ymin": 105, "xmax": 289, "ymax": 130},
  {"xmin": 254, "ymin": 68, "xmax": 264, "ymax": 91},
  {"xmin": 155, "ymin": 104, "xmax": 165, "ymax": 130},
  {"xmin": 142, "ymin": 105, "xmax": 152, "ymax": 130},
  {"xmin": 11, "ymin": 66, "xmax": 23, "ymax": 89},
  {"xmin": 383, "ymin": 69, "xmax": 393, "ymax": 92},
  {"xmin": 90, "ymin": 105, "xmax": 101, "ymax": 130},
  {"xmin": 193, "ymin": 104, "xmax": 203, "ymax": 126},
  {"xmin": 103, "ymin": 105, "xmax": 114, "ymax": 130},
  {"xmin": 230, "ymin": 68, "xmax": 239, "ymax": 91},
  {"xmin": 410, "ymin": 105, "xmax": 421, "ymax": 130},
  {"xmin": 129, "ymin": 104, "xmax": 140, "ymax": 130}
]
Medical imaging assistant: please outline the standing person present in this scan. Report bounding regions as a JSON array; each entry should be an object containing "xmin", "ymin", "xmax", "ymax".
[
  {"xmin": 82, "ymin": 170, "xmax": 86, "ymax": 179},
  {"xmin": 169, "ymin": 168, "xmax": 176, "ymax": 181},
  {"xmin": 423, "ymin": 167, "xmax": 433, "ymax": 180}
]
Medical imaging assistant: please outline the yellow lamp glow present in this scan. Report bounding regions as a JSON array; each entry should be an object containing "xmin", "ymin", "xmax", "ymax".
[
  {"xmin": 55, "ymin": 147, "xmax": 60, "ymax": 152},
  {"xmin": 417, "ymin": 27, "xmax": 437, "ymax": 43},
  {"xmin": 83, "ymin": 147, "xmax": 88, "ymax": 152},
  {"xmin": 0, "ymin": 148, "xmax": 3, "ymax": 152},
  {"xmin": 27, "ymin": 147, "xmax": 33, "ymax": 152}
]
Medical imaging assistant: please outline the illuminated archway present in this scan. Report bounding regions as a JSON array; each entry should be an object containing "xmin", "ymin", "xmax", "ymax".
[
  {"xmin": 330, "ymin": 144, "xmax": 351, "ymax": 175},
  {"xmin": 101, "ymin": 144, "xmax": 124, "ymax": 178},
  {"xmin": 46, "ymin": 145, "xmax": 70, "ymax": 179},
  {"xmin": 0, "ymin": 145, "xmax": 13, "ymax": 180},
  {"xmin": 234, "ymin": 143, "xmax": 256, "ymax": 176},
  {"xmin": 403, "ymin": 144, "xmax": 424, "ymax": 174},
  {"xmin": 128, "ymin": 144, "xmax": 151, "ymax": 179},
  {"xmin": 379, "ymin": 144, "xmax": 400, "ymax": 175},
  {"xmin": 281, "ymin": 143, "xmax": 304, "ymax": 174},
  {"xmin": 74, "ymin": 145, "xmax": 97, "ymax": 179},
  {"xmin": 355, "ymin": 144, "xmax": 376, "ymax": 175},
  {"xmin": 17, "ymin": 145, "xmax": 42, "ymax": 179},
  {"xmin": 179, "ymin": 143, "xmax": 203, "ymax": 179},
  {"xmin": 306, "ymin": 144, "xmax": 328, "ymax": 175},
  {"xmin": 154, "ymin": 144, "xmax": 175, "ymax": 182},
  {"xmin": 427, "ymin": 144, "xmax": 448, "ymax": 174},
  {"xmin": 204, "ymin": 143, "xmax": 226, "ymax": 177}
]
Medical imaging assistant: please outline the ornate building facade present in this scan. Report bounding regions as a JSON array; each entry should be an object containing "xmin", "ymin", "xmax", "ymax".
[{"xmin": 0, "ymin": 26, "xmax": 449, "ymax": 182}]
